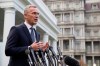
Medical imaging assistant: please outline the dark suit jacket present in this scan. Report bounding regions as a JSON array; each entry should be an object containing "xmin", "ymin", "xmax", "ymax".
[{"xmin": 5, "ymin": 23, "xmax": 40, "ymax": 66}]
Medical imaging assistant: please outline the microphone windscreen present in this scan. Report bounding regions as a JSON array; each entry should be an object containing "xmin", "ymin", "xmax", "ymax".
[
  {"xmin": 25, "ymin": 49, "xmax": 30, "ymax": 55},
  {"xmin": 64, "ymin": 56, "xmax": 80, "ymax": 66}
]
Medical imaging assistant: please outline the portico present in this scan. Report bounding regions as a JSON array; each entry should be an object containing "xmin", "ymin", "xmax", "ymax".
[{"xmin": 0, "ymin": 0, "xmax": 60, "ymax": 66}]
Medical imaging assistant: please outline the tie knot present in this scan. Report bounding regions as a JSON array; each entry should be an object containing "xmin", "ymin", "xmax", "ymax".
[{"xmin": 30, "ymin": 27, "xmax": 35, "ymax": 31}]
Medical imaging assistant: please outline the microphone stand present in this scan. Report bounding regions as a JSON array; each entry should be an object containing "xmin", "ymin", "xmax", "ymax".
[
  {"xmin": 35, "ymin": 51, "xmax": 44, "ymax": 66},
  {"xmin": 57, "ymin": 46, "xmax": 64, "ymax": 66},
  {"xmin": 45, "ymin": 48, "xmax": 54, "ymax": 66},
  {"xmin": 49, "ymin": 46, "xmax": 58, "ymax": 66},
  {"xmin": 30, "ymin": 48, "xmax": 39, "ymax": 66},
  {"xmin": 25, "ymin": 48, "xmax": 33, "ymax": 66},
  {"xmin": 52, "ymin": 55, "xmax": 57, "ymax": 66},
  {"xmin": 39, "ymin": 49, "xmax": 47, "ymax": 66}
]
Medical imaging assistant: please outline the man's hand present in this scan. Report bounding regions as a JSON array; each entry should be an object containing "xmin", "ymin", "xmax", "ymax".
[
  {"xmin": 31, "ymin": 42, "xmax": 49, "ymax": 51},
  {"xmin": 37, "ymin": 42, "xmax": 49, "ymax": 51},
  {"xmin": 40, "ymin": 42, "xmax": 49, "ymax": 51},
  {"xmin": 30, "ymin": 42, "xmax": 40, "ymax": 51}
]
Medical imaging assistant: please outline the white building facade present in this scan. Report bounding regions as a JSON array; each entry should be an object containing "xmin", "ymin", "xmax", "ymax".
[
  {"xmin": 0, "ymin": 0, "xmax": 60, "ymax": 66},
  {"xmin": 43, "ymin": 0, "xmax": 100, "ymax": 66}
]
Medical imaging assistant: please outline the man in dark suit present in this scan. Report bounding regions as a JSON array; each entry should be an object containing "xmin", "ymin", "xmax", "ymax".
[{"xmin": 5, "ymin": 4, "xmax": 49, "ymax": 66}]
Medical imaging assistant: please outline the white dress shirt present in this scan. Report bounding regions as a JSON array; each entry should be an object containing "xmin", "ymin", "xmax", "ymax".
[{"xmin": 24, "ymin": 21, "xmax": 36, "ymax": 41}]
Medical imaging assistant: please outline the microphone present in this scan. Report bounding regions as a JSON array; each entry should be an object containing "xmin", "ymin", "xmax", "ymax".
[
  {"xmin": 25, "ymin": 49, "xmax": 30, "ymax": 54},
  {"xmin": 57, "ymin": 46, "xmax": 62, "ymax": 57},
  {"xmin": 64, "ymin": 56, "xmax": 80, "ymax": 66},
  {"xmin": 25, "ymin": 49, "xmax": 33, "ymax": 66},
  {"xmin": 49, "ymin": 46, "xmax": 58, "ymax": 60}
]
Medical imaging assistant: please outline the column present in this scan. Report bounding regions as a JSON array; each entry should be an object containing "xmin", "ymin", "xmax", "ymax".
[
  {"xmin": 70, "ymin": 12, "xmax": 72, "ymax": 22},
  {"xmin": 92, "ymin": 41, "xmax": 94, "ymax": 53},
  {"xmin": 71, "ymin": 39, "xmax": 74, "ymax": 58},
  {"xmin": 43, "ymin": 33, "xmax": 49, "ymax": 66},
  {"xmin": 58, "ymin": 39, "xmax": 62, "ymax": 49},
  {"xmin": 2, "ymin": 7, "xmax": 16, "ymax": 66},
  {"xmin": 83, "ymin": 54, "xmax": 86, "ymax": 64},
  {"xmin": 90, "ymin": 14, "xmax": 93, "ymax": 23},
  {"xmin": 62, "ymin": 28, "xmax": 64, "ymax": 35},
  {"xmin": 69, "ymin": 39, "xmax": 71, "ymax": 50},
  {"xmin": 72, "ymin": 11, "xmax": 75, "ymax": 23},
  {"xmin": 43, "ymin": 33, "xmax": 49, "ymax": 43},
  {"xmin": 82, "ymin": 1, "xmax": 84, "ymax": 8},
  {"xmin": 61, "ymin": 39, "xmax": 63, "ymax": 52},
  {"xmin": 92, "ymin": 56, "xmax": 95, "ymax": 66},
  {"xmin": 62, "ymin": 13, "xmax": 64, "ymax": 22},
  {"xmin": 3, "ymin": 7, "xmax": 16, "ymax": 42},
  {"xmin": 52, "ymin": 40, "xmax": 57, "ymax": 54},
  {"xmin": 71, "ymin": 39, "xmax": 74, "ymax": 51}
]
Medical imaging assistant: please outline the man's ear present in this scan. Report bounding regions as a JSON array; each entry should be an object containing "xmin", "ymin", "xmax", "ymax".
[{"xmin": 24, "ymin": 13, "xmax": 27, "ymax": 19}]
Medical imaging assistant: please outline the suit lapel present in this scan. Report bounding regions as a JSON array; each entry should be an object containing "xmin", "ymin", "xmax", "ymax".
[
  {"xmin": 21, "ymin": 23, "xmax": 40, "ymax": 43},
  {"xmin": 22, "ymin": 23, "xmax": 32, "ymax": 43}
]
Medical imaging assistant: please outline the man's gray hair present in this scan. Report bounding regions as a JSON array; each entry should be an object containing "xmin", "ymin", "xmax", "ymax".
[{"xmin": 24, "ymin": 4, "xmax": 36, "ymax": 14}]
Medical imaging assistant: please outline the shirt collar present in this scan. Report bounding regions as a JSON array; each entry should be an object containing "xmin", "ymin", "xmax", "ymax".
[{"xmin": 24, "ymin": 21, "xmax": 36, "ymax": 30}]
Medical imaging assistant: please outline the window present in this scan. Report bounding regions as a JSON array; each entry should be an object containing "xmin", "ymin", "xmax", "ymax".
[
  {"xmin": 0, "ymin": 8, "xmax": 4, "ymax": 42},
  {"xmin": 95, "ymin": 57, "xmax": 100, "ymax": 66},
  {"xmin": 74, "ymin": 55, "xmax": 81, "ymax": 61},
  {"xmin": 85, "ymin": 14, "xmax": 90, "ymax": 23},
  {"xmin": 66, "ymin": 4, "xmax": 69, "ymax": 9},
  {"xmin": 55, "ymin": 14, "xmax": 61, "ymax": 22},
  {"xmin": 57, "ymin": 4, "xmax": 60, "ymax": 9},
  {"xmin": 93, "ymin": 16, "xmax": 97, "ymax": 22},
  {"xmin": 85, "ymin": 29, "xmax": 91, "ymax": 37},
  {"xmin": 75, "ymin": 28, "xmax": 80, "ymax": 36},
  {"xmin": 75, "ymin": 12, "xmax": 80, "ymax": 22},
  {"xmin": 60, "ymin": 28, "xmax": 63, "ymax": 34},
  {"xmin": 63, "ymin": 28, "xmax": 70, "ymax": 35},
  {"xmin": 75, "ymin": 40, "xmax": 81, "ymax": 51},
  {"xmin": 92, "ymin": 4, "xmax": 98, "ymax": 9},
  {"xmin": 63, "ymin": 13, "xmax": 70, "ymax": 22},
  {"xmin": 93, "ymin": 30, "xmax": 99, "ymax": 36},
  {"xmin": 63, "ymin": 40, "xmax": 69, "ymax": 51},
  {"xmin": 93, "ymin": 41, "xmax": 100, "ymax": 52},
  {"xmin": 86, "ymin": 41, "xmax": 92, "ymax": 52},
  {"xmin": 86, "ymin": 56, "xmax": 92, "ymax": 66},
  {"xmin": 15, "ymin": 11, "xmax": 24, "ymax": 25},
  {"xmin": 48, "ymin": 5, "xmax": 51, "ymax": 9}
]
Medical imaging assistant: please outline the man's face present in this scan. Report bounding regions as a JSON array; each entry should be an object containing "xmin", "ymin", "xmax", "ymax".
[{"xmin": 24, "ymin": 7, "xmax": 39, "ymax": 25}]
